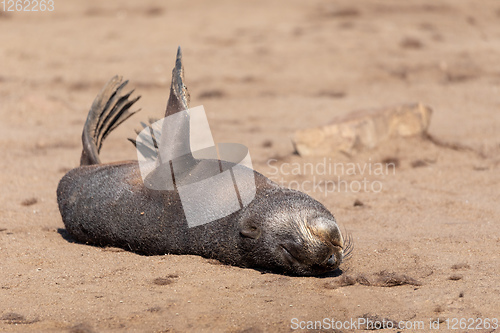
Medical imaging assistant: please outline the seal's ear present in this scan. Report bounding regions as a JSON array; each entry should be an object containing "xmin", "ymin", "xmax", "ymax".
[{"xmin": 240, "ymin": 223, "xmax": 262, "ymax": 239}]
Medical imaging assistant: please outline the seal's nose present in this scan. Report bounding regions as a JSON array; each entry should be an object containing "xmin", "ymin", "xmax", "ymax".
[
  {"xmin": 308, "ymin": 217, "xmax": 344, "ymax": 269},
  {"xmin": 309, "ymin": 217, "xmax": 344, "ymax": 251},
  {"xmin": 325, "ymin": 242, "xmax": 344, "ymax": 268}
]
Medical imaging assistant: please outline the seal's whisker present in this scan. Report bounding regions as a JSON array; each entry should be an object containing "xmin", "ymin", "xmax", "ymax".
[{"xmin": 342, "ymin": 230, "xmax": 354, "ymax": 261}]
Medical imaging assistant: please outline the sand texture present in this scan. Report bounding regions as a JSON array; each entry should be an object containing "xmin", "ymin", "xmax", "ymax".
[{"xmin": 0, "ymin": 0, "xmax": 499, "ymax": 332}]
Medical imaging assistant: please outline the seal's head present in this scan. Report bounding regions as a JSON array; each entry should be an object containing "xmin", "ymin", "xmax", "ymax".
[{"xmin": 237, "ymin": 188, "xmax": 348, "ymax": 276}]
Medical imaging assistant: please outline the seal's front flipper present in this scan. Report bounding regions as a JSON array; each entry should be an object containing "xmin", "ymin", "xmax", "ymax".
[
  {"xmin": 165, "ymin": 46, "xmax": 190, "ymax": 117},
  {"xmin": 158, "ymin": 46, "xmax": 194, "ymax": 166},
  {"xmin": 129, "ymin": 47, "xmax": 192, "ymax": 163},
  {"xmin": 132, "ymin": 47, "xmax": 199, "ymax": 191},
  {"xmin": 81, "ymin": 76, "xmax": 141, "ymax": 166}
]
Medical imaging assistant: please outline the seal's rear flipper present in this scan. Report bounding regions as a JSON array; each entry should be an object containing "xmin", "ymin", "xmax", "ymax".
[{"xmin": 81, "ymin": 76, "xmax": 141, "ymax": 166}]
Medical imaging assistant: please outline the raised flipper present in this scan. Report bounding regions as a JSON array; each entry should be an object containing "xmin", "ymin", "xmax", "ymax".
[
  {"xmin": 80, "ymin": 76, "xmax": 141, "ymax": 166},
  {"xmin": 127, "ymin": 119, "xmax": 160, "ymax": 161},
  {"xmin": 128, "ymin": 47, "xmax": 192, "ymax": 164},
  {"xmin": 165, "ymin": 46, "xmax": 190, "ymax": 117},
  {"xmin": 159, "ymin": 46, "xmax": 193, "ymax": 165}
]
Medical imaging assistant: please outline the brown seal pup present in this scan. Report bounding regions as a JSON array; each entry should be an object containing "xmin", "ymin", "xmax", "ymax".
[{"xmin": 57, "ymin": 48, "xmax": 350, "ymax": 276}]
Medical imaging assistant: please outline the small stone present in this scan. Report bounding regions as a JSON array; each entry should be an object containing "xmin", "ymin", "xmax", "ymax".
[{"xmin": 353, "ymin": 199, "xmax": 364, "ymax": 207}]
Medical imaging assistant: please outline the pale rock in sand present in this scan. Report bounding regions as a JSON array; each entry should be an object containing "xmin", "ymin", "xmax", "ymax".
[{"xmin": 293, "ymin": 103, "xmax": 432, "ymax": 157}]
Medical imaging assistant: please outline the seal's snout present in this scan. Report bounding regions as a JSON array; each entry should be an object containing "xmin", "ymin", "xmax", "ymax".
[
  {"xmin": 308, "ymin": 217, "xmax": 344, "ymax": 270},
  {"xmin": 309, "ymin": 217, "xmax": 344, "ymax": 251}
]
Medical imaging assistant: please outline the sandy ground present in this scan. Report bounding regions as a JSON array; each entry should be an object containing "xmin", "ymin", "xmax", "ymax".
[{"xmin": 1, "ymin": 0, "xmax": 499, "ymax": 332}]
